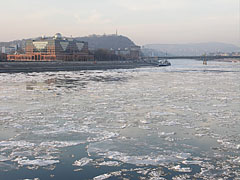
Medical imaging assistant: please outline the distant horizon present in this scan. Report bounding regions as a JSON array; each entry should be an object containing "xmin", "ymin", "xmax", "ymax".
[{"xmin": 0, "ymin": 33, "xmax": 239, "ymax": 48}]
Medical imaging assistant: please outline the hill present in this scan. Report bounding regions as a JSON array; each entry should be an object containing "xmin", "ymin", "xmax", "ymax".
[
  {"xmin": 76, "ymin": 35, "xmax": 136, "ymax": 50},
  {"xmin": 0, "ymin": 34, "xmax": 136, "ymax": 52},
  {"xmin": 144, "ymin": 42, "xmax": 240, "ymax": 56}
]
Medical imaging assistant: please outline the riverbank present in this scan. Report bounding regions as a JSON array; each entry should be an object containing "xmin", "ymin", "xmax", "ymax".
[{"xmin": 0, "ymin": 60, "xmax": 157, "ymax": 73}]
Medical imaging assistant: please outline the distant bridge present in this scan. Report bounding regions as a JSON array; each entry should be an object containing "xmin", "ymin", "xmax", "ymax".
[{"xmin": 145, "ymin": 56, "xmax": 240, "ymax": 60}]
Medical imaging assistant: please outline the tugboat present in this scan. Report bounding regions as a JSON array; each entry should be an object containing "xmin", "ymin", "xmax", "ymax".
[{"xmin": 158, "ymin": 59, "xmax": 171, "ymax": 67}]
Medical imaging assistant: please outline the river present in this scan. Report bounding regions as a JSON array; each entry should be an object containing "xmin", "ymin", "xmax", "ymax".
[{"xmin": 0, "ymin": 59, "xmax": 239, "ymax": 179}]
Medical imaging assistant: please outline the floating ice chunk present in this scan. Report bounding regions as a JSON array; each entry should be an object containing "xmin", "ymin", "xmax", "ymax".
[
  {"xmin": 120, "ymin": 124, "xmax": 127, "ymax": 129},
  {"xmin": 164, "ymin": 137, "xmax": 175, "ymax": 142},
  {"xmin": 149, "ymin": 177, "xmax": 166, "ymax": 180},
  {"xmin": 182, "ymin": 160, "xmax": 203, "ymax": 165},
  {"xmin": 171, "ymin": 165, "xmax": 192, "ymax": 172},
  {"xmin": 236, "ymin": 144, "xmax": 240, "ymax": 150},
  {"xmin": 73, "ymin": 158, "xmax": 93, "ymax": 167},
  {"xmin": 11, "ymin": 123, "xmax": 23, "ymax": 129},
  {"xmin": 172, "ymin": 174, "xmax": 191, "ymax": 180},
  {"xmin": 138, "ymin": 125, "xmax": 151, "ymax": 130},
  {"xmin": 103, "ymin": 151, "xmax": 183, "ymax": 165},
  {"xmin": 159, "ymin": 121, "xmax": 180, "ymax": 126},
  {"xmin": 98, "ymin": 161, "xmax": 121, "ymax": 166},
  {"xmin": 93, "ymin": 173, "xmax": 111, "ymax": 180},
  {"xmin": 232, "ymin": 157, "xmax": 240, "ymax": 164},
  {"xmin": 83, "ymin": 121, "xmax": 96, "ymax": 125},
  {"xmin": 0, "ymin": 141, "xmax": 35, "ymax": 148},
  {"xmin": 0, "ymin": 155, "xmax": 11, "ymax": 162},
  {"xmin": 217, "ymin": 139, "xmax": 240, "ymax": 150},
  {"xmin": 10, "ymin": 151, "xmax": 33, "ymax": 158},
  {"xmin": 140, "ymin": 120, "xmax": 151, "ymax": 124},
  {"xmin": 136, "ymin": 168, "xmax": 150, "ymax": 175},
  {"xmin": 150, "ymin": 112, "xmax": 176, "ymax": 117},
  {"xmin": 18, "ymin": 159, "xmax": 59, "ymax": 166},
  {"xmin": 40, "ymin": 141, "xmax": 84, "ymax": 148},
  {"xmin": 158, "ymin": 132, "xmax": 176, "ymax": 137},
  {"xmin": 148, "ymin": 169, "xmax": 165, "ymax": 179},
  {"xmin": 175, "ymin": 153, "xmax": 191, "ymax": 160},
  {"xmin": 87, "ymin": 131, "xmax": 119, "ymax": 142},
  {"xmin": 93, "ymin": 170, "xmax": 122, "ymax": 180},
  {"xmin": 195, "ymin": 134, "xmax": 206, "ymax": 137},
  {"xmin": 73, "ymin": 168, "xmax": 82, "ymax": 172},
  {"xmin": 35, "ymin": 155, "xmax": 58, "ymax": 160}
]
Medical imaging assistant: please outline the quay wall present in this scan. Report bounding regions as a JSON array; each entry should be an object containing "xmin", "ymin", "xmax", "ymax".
[{"xmin": 0, "ymin": 60, "xmax": 155, "ymax": 73}]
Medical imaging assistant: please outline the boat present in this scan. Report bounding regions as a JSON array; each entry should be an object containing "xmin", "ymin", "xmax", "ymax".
[{"xmin": 158, "ymin": 59, "xmax": 171, "ymax": 66}]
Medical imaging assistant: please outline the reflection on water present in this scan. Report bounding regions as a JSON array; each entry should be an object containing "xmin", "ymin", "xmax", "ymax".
[{"xmin": 0, "ymin": 59, "xmax": 239, "ymax": 180}]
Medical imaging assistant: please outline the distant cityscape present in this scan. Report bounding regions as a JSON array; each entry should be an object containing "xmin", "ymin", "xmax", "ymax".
[{"xmin": 0, "ymin": 33, "xmax": 240, "ymax": 61}]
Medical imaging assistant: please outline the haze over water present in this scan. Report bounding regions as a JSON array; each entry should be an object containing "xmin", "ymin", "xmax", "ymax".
[{"xmin": 0, "ymin": 59, "xmax": 240, "ymax": 179}]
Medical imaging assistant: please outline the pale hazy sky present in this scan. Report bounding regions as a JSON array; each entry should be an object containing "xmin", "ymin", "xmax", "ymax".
[{"xmin": 0, "ymin": 0, "xmax": 239, "ymax": 45}]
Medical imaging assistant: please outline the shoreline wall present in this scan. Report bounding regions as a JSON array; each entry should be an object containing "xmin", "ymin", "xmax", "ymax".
[{"xmin": 0, "ymin": 60, "xmax": 155, "ymax": 73}]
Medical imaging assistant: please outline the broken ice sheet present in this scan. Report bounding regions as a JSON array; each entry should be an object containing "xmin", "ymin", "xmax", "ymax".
[
  {"xmin": 232, "ymin": 157, "xmax": 240, "ymax": 165},
  {"xmin": 86, "ymin": 131, "xmax": 119, "ymax": 142},
  {"xmin": 138, "ymin": 125, "xmax": 152, "ymax": 130},
  {"xmin": 93, "ymin": 171, "xmax": 122, "ymax": 180},
  {"xmin": 217, "ymin": 139, "xmax": 240, "ymax": 150},
  {"xmin": 10, "ymin": 151, "xmax": 33, "ymax": 158},
  {"xmin": 171, "ymin": 165, "xmax": 192, "ymax": 173},
  {"xmin": 158, "ymin": 132, "xmax": 176, "ymax": 137},
  {"xmin": 0, "ymin": 141, "xmax": 35, "ymax": 148},
  {"xmin": 182, "ymin": 160, "xmax": 203, "ymax": 165},
  {"xmin": 98, "ymin": 161, "xmax": 122, "ymax": 166},
  {"xmin": 73, "ymin": 157, "xmax": 93, "ymax": 167},
  {"xmin": 89, "ymin": 149, "xmax": 191, "ymax": 166},
  {"xmin": 17, "ymin": 158, "xmax": 60, "ymax": 166},
  {"xmin": 40, "ymin": 141, "xmax": 85, "ymax": 148},
  {"xmin": 0, "ymin": 63, "xmax": 240, "ymax": 179},
  {"xmin": 0, "ymin": 155, "xmax": 11, "ymax": 162},
  {"xmin": 148, "ymin": 168, "xmax": 166, "ymax": 178},
  {"xmin": 93, "ymin": 173, "xmax": 112, "ymax": 180}
]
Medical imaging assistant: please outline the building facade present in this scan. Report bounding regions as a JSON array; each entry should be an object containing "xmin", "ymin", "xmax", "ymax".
[
  {"xmin": 114, "ymin": 45, "xmax": 141, "ymax": 60},
  {"xmin": 2, "ymin": 46, "xmax": 18, "ymax": 54},
  {"xmin": 7, "ymin": 33, "xmax": 94, "ymax": 61},
  {"xmin": 0, "ymin": 53, "xmax": 7, "ymax": 61}
]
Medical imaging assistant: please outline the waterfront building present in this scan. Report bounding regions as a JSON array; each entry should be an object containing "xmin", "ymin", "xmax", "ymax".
[
  {"xmin": 129, "ymin": 45, "xmax": 141, "ymax": 59},
  {"xmin": 0, "ymin": 53, "xmax": 7, "ymax": 61},
  {"xmin": 1, "ymin": 46, "xmax": 18, "ymax": 54},
  {"xmin": 7, "ymin": 33, "xmax": 94, "ymax": 61},
  {"xmin": 114, "ymin": 45, "xmax": 141, "ymax": 60}
]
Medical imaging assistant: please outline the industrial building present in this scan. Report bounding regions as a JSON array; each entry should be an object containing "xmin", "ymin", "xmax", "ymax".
[{"xmin": 7, "ymin": 33, "xmax": 94, "ymax": 61}]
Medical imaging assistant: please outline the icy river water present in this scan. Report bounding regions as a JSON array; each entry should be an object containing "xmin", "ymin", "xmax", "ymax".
[{"xmin": 0, "ymin": 59, "xmax": 239, "ymax": 180}]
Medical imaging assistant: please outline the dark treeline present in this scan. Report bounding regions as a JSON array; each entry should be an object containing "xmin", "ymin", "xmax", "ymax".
[{"xmin": 93, "ymin": 49, "xmax": 126, "ymax": 61}]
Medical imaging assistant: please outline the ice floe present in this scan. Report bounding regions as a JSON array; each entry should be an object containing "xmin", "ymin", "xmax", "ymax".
[
  {"xmin": 0, "ymin": 141, "xmax": 35, "ymax": 148},
  {"xmin": 170, "ymin": 165, "xmax": 192, "ymax": 173},
  {"xmin": 40, "ymin": 141, "xmax": 84, "ymax": 148},
  {"xmin": 0, "ymin": 155, "xmax": 11, "ymax": 162},
  {"xmin": 17, "ymin": 159, "xmax": 59, "ymax": 166},
  {"xmin": 98, "ymin": 161, "xmax": 121, "ymax": 166},
  {"xmin": 73, "ymin": 158, "xmax": 93, "ymax": 167}
]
